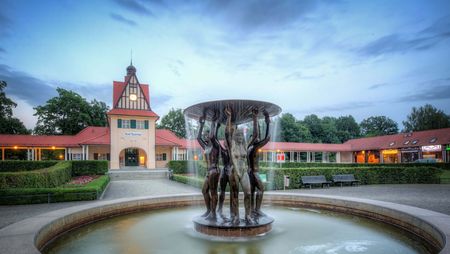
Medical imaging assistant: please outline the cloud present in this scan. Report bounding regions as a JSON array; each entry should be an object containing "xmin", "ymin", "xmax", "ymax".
[
  {"xmin": 110, "ymin": 13, "xmax": 138, "ymax": 26},
  {"xmin": 0, "ymin": 10, "xmax": 12, "ymax": 37},
  {"xmin": 396, "ymin": 78, "xmax": 450, "ymax": 102},
  {"xmin": 357, "ymin": 16, "xmax": 450, "ymax": 57},
  {"xmin": 203, "ymin": 0, "xmax": 320, "ymax": 34},
  {"xmin": 113, "ymin": 0, "xmax": 153, "ymax": 16},
  {"xmin": 0, "ymin": 64, "xmax": 56, "ymax": 106},
  {"xmin": 280, "ymin": 71, "xmax": 324, "ymax": 81},
  {"xmin": 295, "ymin": 101, "xmax": 377, "ymax": 114},
  {"xmin": 368, "ymin": 83, "xmax": 388, "ymax": 90}
]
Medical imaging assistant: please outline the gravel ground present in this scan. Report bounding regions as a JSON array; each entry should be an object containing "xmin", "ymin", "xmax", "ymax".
[{"xmin": 0, "ymin": 181, "xmax": 449, "ymax": 229}]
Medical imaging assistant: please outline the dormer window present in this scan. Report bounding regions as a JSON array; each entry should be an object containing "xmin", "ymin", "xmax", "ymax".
[
  {"xmin": 412, "ymin": 139, "xmax": 418, "ymax": 145},
  {"xmin": 429, "ymin": 137, "xmax": 437, "ymax": 143},
  {"xmin": 403, "ymin": 140, "xmax": 410, "ymax": 145},
  {"xmin": 389, "ymin": 142, "xmax": 395, "ymax": 147}
]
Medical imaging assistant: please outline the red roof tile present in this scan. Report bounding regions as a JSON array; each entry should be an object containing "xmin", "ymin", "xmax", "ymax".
[
  {"xmin": 344, "ymin": 128, "xmax": 450, "ymax": 151},
  {"xmin": 261, "ymin": 142, "xmax": 352, "ymax": 152},
  {"xmin": 107, "ymin": 108, "xmax": 159, "ymax": 118}
]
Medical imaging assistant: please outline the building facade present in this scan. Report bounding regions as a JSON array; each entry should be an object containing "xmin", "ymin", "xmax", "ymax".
[{"xmin": 0, "ymin": 64, "xmax": 449, "ymax": 167}]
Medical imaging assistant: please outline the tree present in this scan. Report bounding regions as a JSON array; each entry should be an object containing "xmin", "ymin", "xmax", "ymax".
[
  {"xmin": 403, "ymin": 104, "xmax": 450, "ymax": 132},
  {"xmin": 335, "ymin": 115, "xmax": 360, "ymax": 143},
  {"xmin": 301, "ymin": 114, "xmax": 323, "ymax": 143},
  {"xmin": 157, "ymin": 108, "xmax": 186, "ymax": 138},
  {"xmin": 279, "ymin": 113, "xmax": 312, "ymax": 142},
  {"xmin": 320, "ymin": 116, "xmax": 340, "ymax": 143},
  {"xmin": 0, "ymin": 81, "xmax": 29, "ymax": 134},
  {"xmin": 360, "ymin": 116, "xmax": 399, "ymax": 137},
  {"xmin": 34, "ymin": 88, "xmax": 109, "ymax": 135}
]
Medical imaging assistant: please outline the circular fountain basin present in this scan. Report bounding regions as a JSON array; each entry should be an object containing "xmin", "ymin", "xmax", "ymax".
[{"xmin": 0, "ymin": 193, "xmax": 448, "ymax": 254}]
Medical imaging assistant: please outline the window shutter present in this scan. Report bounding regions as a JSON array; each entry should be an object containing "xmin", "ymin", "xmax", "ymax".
[
  {"xmin": 131, "ymin": 120, "xmax": 136, "ymax": 129},
  {"xmin": 144, "ymin": 120, "xmax": 149, "ymax": 129},
  {"xmin": 118, "ymin": 119, "xmax": 122, "ymax": 128}
]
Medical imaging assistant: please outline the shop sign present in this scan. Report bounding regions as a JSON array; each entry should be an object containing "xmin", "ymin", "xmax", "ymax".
[
  {"xmin": 124, "ymin": 132, "xmax": 142, "ymax": 137},
  {"xmin": 276, "ymin": 153, "xmax": 285, "ymax": 163},
  {"xmin": 421, "ymin": 145, "xmax": 441, "ymax": 152},
  {"xmin": 382, "ymin": 149, "xmax": 398, "ymax": 155}
]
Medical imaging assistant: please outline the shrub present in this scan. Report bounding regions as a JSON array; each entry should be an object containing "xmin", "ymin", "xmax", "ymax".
[
  {"xmin": 72, "ymin": 160, "xmax": 108, "ymax": 176},
  {"xmin": 260, "ymin": 166, "xmax": 442, "ymax": 190},
  {"xmin": 260, "ymin": 162, "xmax": 450, "ymax": 170},
  {"xmin": 172, "ymin": 174, "xmax": 204, "ymax": 188},
  {"xmin": 0, "ymin": 161, "xmax": 58, "ymax": 172},
  {"xmin": 167, "ymin": 160, "xmax": 206, "ymax": 176},
  {"xmin": 0, "ymin": 175, "xmax": 110, "ymax": 205},
  {"xmin": 0, "ymin": 161, "xmax": 72, "ymax": 189}
]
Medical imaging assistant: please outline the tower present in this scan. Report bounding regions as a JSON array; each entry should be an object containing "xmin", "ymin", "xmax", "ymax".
[{"xmin": 108, "ymin": 63, "xmax": 159, "ymax": 169}]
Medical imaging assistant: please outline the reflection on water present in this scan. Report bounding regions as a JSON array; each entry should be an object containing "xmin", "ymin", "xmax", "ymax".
[{"xmin": 44, "ymin": 206, "xmax": 430, "ymax": 254}]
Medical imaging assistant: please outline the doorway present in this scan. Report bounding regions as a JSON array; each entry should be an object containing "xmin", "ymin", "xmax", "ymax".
[{"xmin": 125, "ymin": 148, "xmax": 139, "ymax": 166}]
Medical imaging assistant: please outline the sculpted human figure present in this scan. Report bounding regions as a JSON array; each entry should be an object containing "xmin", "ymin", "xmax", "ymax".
[
  {"xmin": 197, "ymin": 113, "xmax": 220, "ymax": 221},
  {"xmin": 247, "ymin": 109, "xmax": 271, "ymax": 217},
  {"xmin": 216, "ymin": 130, "xmax": 231, "ymax": 219},
  {"xmin": 224, "ymin": 106, "xmax": 253, "ymax": 224}
]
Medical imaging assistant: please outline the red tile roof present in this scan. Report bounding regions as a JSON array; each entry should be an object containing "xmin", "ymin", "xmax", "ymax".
[
  {"xmin": 107, "ymin": 108, "xmax": 159, "ymax": 118},
  {"xmin": 0, "ymin": 135, "xmax": 79, "ymax": 148},
  {"xmin": 344, "ymin": 128, "xmax": 450, "ymax": 151},
  {"xmin": 261, "ymin": 142, "xmax": 352, "ymax": 152}
]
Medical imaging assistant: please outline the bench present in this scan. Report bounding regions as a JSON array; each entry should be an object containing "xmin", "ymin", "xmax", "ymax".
[
  {"xmin": 299, "ymin": 175, "xmax": 331, "ymax": 189},
  {"xmin": 332, "ymin": 174, "xmax": 360, "ymax": 187}
]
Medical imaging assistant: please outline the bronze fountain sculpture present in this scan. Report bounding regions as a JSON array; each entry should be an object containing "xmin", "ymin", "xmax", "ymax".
[{"xmin": 184, "ymin": 100, "xmax": 281, "ymax": 237}]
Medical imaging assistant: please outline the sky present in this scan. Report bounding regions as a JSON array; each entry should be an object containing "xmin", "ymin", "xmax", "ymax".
[{"xmin": 0, "ymin": 0, "xmax": 449, "ymax": 130}]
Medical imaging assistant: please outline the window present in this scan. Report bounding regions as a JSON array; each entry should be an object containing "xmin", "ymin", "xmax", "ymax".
[
  {"xmin": 389, "ymin": 142, "xmax": 395, "ymax": 147},
  {"xmin": 412, "ymin": 139, "xmax": 419, "ymax": 145},
  {"xmin": 122, "ymin": 120, "xmax": 130, "ymax": 128},
  {"xmin": 72, "ymin": 153, "xmax": 82, "ymax": 160},
  {"xmin": 403, "ymin": 140, "xmax": 410, "ymax": 145},
  {"xmin": 156, "ymin": 153, "xmax": 167, "ymax": 161},
  {"xmin": 429, "ymin": 137, "xmax": 437, "ymax": 143},
  {"xmin": 136, "ymin": 120, "xmax": 145, "ymax": 129}
]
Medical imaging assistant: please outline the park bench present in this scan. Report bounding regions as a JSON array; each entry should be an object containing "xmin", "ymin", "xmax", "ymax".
[
  {"xmin": 332, "ymin": 174, "xmax": 360, "ymax": 187},
  {"xmin": 299, "ymin": 175, "xmax": 331, "ymax": 189}
]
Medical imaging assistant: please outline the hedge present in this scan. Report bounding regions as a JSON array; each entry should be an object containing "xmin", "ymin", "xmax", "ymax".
[
  {"xmin": 259, "ymin": 166, "xmax": 442, "ymax": 190},
  {"xmin": 172, "ymin": 174, "xmax": 204, "ymax": 188},
  {"xmin": 0, "ymin": 161, "xmax": 72, "ymax": 189},
  {"xmin": 0, "ymin": 161, "xmax": 58, "ymax": 172},
  {"xmin": 0, "ymin": 175, "xmax": 110, "ymax": 205},
  {"xmin": 72, "ymin": 160, "xmax": 108, "ymax": 176},
  {"xmin": 167, "ymin": 160, "xmax": 206, "ymax": 176},
  {"xmin": 260, "ymin": 162, "xmax": 450, "ymax": 170}
]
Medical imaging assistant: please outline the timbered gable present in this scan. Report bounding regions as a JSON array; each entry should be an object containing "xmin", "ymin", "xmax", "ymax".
[{"xmin": 115, "ymin": 74, "xmax": 150, "ymax": 110}]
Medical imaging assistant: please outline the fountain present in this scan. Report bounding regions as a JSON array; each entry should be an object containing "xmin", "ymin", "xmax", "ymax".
[
  {"xmin": 184, "ymin": 99, "xmax": 282, "ymax": 237},
  {"xmin": 1, "ymin": 100, "xmax": 448, "ymax": 253}
]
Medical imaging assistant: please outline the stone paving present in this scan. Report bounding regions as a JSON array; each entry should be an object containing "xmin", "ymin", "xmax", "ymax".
[{"xmin": 0, "ymin": 180, "xmax": 449, "ymax": 230}]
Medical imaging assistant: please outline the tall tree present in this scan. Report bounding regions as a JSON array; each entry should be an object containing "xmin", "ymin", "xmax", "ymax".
[
  {"xmin": 403, "ymin": 104, "xmax": 450, "ymax": 132},
  {"xmin": 157, "ymin": 108, "xmax": 186, "ymax": 138},
  {"xmin": 301, "ymin": 114, "xmax": 323, "ymax": 143},
  {"xmin": 360, "ymin": 116, "xmax": 399, "ymax": 137},
  {"xmin": 34, "ymin": 88, "xmax": 109, "ymax": 135},
  {"xmin": 0, "ymin": 81, "xmax": 29, "ymax": 134},
  {"xmin": 279, "ymin": 113, "xmax": 312, "ymax": 142},
  {"xmin": 335, "ymin": 115, "xmax": 360, "ymax": 143},
  {"xmin": 320, "ymin": 116, "xmax": 340, "ymax": 143}
]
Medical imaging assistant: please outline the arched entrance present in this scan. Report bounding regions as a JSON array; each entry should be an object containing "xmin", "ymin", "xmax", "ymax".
[{"xmin": 119, "ymin": 148, "xmax": 147, "ymax": 168}]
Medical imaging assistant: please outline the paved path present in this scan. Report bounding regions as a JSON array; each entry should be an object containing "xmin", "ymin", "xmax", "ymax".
[
  {"xmin": 281, "ymin": 184, "xmax": 450, "ymax": 215},
  {"xmin": 0, "ymin": 180, "xmax": 449, "ymax": 230}
]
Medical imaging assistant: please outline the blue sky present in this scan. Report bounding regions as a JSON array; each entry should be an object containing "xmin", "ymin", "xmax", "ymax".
[{"xmin": 0, "ymin": 0, "xmax": 449, "ymax": 129}]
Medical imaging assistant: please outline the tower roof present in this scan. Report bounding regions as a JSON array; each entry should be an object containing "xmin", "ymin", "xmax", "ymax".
[{"xmin": 126, "ymin": 61, "xmax": 136, "ymax": 76}]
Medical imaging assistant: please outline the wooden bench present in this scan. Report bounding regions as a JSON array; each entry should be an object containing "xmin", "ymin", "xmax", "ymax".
[
  {"xmin": 299, "ymin": 175, "xmax": 331, "ymax": 189},
  {"xmin": 332, "ymin": 174, "xmax": 360, "ymax": 187}
]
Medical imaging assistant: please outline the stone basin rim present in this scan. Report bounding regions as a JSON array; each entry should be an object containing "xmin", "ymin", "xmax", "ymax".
[{"xmin": 0, "ymin": 193, "xmax": 448, "ymax": 254}]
